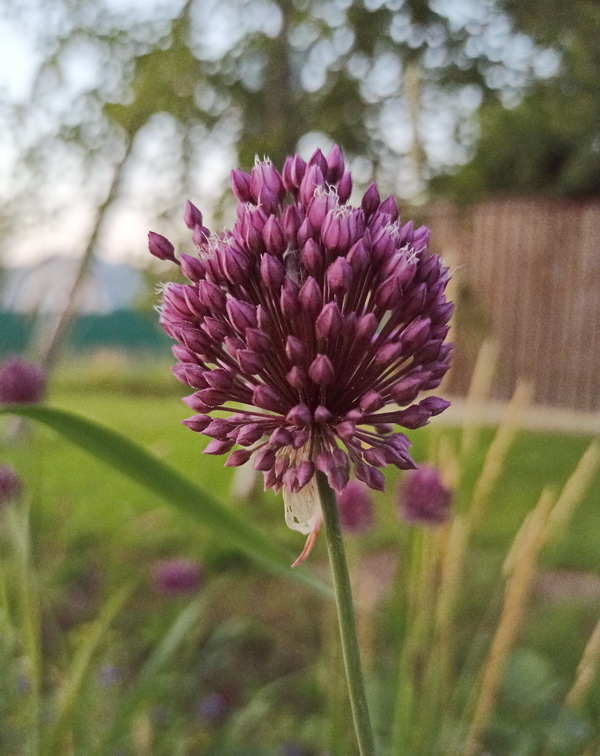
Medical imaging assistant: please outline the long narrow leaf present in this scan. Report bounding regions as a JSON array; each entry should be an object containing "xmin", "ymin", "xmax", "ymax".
[
  {"xmin": 94, "ymin": 592, "xmax": 208, "ymax": 756},
  {"xmin": 43, "ymin": 582, "xmax": 135, "ymax": 755},
  {"xmin": 1, "ymin": 405, "xmax": 331, "ymax": 597}
]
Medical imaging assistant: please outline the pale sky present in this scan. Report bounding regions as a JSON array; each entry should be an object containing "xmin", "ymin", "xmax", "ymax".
[{"xmin": 0, "ymin": 0, "xmax": 556, "ymax": 271}]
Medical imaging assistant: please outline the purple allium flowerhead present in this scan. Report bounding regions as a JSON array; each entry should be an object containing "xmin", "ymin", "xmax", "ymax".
[
  {"xmin": 152, "ymin": 558, "xmax": 203, "ymax": 596},
  {"xmin": 0, "ymin": 356, "xmax": 46, "ymax": 405},
  {"xmin": 398, "ymin": 465, "xmax": 452, "ymax": 526},
  {"xmin": 0, "ymin": 465, "xmax": 22, "ymax": 508},
  {"xmin": 337, "ymin": 480, "xmax": 373, "ymax": 534},
  {"xmin": 149, "ymin": 145, "xmax": 452, "ymax": 563}
]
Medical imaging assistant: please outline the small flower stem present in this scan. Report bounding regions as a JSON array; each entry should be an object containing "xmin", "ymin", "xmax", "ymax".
[{"xmin": 316, "ymin": 471, "xmax": 378, "ymax": 756}]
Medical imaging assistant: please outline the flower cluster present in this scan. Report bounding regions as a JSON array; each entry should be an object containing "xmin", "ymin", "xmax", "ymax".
[
  {"xmin": 152, "ymin": 558, "xmax": 203, "ymax": 596},
  {"xmin": 149, "ymin": 145, "xmax": 452, "ymax": 545},
  {"xmin": 0, "ymin": 465, "xmax": 22, "ymax": 508},
  {"xmin": 337, "ymin": 480, "xmax": 374, "ymax": 534},
  {"xmin": 0, "ymin": 356, "xmax": 46, "ymax": 405},
  {"xmin": 398, "ymin": 465, "xmax": 452, "ymax": 525}
]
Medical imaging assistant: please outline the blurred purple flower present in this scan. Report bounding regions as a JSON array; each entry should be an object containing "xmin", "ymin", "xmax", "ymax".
[
  {"xmin": 97, "ymin": 664, "xmax": 120, "ymax": 688},
  {"xmin": 0, "ymin": 465, "xmax": 22, "ymax": 507},
  {"xmin": 398, "ymin": 465, "xmax": 452, "ymax": 525},
  {"xmin": 281, "ymin": 744, "xmax": 305, "ymax": 756},
  {"xmin": 152, "ymin": 558, "xmax": 203, "ymax": 596},
  {"xmin": 198, "ymin": 692, "xmax": 228, "ymax": 723},
  {"xmin": 0, "ymin": 356, "xmax": 46, "ymax": 405},
  {"xmin": 337, "ymin": 480, "xmax": 373, "ymax": 534},
  {"xmin": 150, "ymin": 145, "xmax": 452, "ymax": 561}
]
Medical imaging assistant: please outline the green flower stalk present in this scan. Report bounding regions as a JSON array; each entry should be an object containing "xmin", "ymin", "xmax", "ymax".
[{"xmin": 149, "ymin": 144, "xmax": 453, "ymax": 753}]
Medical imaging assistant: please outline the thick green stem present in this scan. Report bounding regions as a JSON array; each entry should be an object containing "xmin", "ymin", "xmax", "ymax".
[{"xmin": 316, "ymin": 472, "xmax": 377, "ymax": 756}]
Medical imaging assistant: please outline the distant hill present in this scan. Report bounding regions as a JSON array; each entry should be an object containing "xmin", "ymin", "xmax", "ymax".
[{"xmin": 0, "ymin": 255, "xmax": 146, "ymax": 314}]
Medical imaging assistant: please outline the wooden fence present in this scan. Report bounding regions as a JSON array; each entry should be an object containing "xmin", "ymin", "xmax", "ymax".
[{"xmin": 423, "ymin": 198, "xmax": 600, "ymax": 413}]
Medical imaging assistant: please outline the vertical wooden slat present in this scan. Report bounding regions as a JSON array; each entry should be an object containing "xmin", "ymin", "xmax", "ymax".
[{"xmin": 424, "ymin": 199, "xmax": 600, "ymax": 413}]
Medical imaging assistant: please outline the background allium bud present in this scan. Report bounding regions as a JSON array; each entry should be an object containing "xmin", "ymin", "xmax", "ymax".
[
  {"xmin": 398, "ymin": 465, "xmax": 452, "ymax": 525},
  {"xmin": 0, "ymin": 465, "xmax": 22, "ymax": 508},
  {"xmin": 0, "ymin": 356, "xmax": 46, "ymax": 405},
  {"xmin": 198, "ymin": 692, "xmax": 228, "ymax": 723},
  {"xmin": 337, "ymin": 480, "xmax": 374, "ymax": 534},
  {"xmin": 152, "ymin": 559, "xmax": 203, "ymax": 596},
  {"xmin": 150, "ymin": 146, "xmax": 452, "ymax": 540}
]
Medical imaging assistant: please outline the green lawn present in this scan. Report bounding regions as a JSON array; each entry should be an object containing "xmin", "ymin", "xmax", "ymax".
[
  {"xmin": 1, "ymin": 360, "xmax": 599, "ymax": 755},
  {"xmin": 11, "ymin": 365, "xmax": 598, "ymax": 566}
]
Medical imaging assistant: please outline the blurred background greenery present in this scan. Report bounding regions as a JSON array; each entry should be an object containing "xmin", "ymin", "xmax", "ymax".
[
  {"xmin": 2, "ymin": 0, "xmax": 599, "ymax": 401},
  {"xmin": 1, "ymin": 2, "xmax": 600, "ymax": 754}
]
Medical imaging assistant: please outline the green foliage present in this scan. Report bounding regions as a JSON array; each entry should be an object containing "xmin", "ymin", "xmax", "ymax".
[
  {"xmin": 435, "ymin": 0, "xmax": 600, "ymax": 199},
  {"xmin": 1, "ymin": 0, "xmax": 561, "ymax": 248},
  {"xmin": 0, "ymin": 404, "xmax": 330, "ymax": 598},
  {"xmin": 1, "ymin": 365, "xmax": 599, "ymax": 753}
]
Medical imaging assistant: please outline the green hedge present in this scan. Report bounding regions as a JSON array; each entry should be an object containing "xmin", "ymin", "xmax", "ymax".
[{"xmin": 0, "ymin": 310, "xmax": 170, "ymax": 355}]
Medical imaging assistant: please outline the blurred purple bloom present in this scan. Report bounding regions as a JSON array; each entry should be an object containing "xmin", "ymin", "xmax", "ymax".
[
  {"xmin": 152, "ymin": 558, "xmax": 203, "ymax": 596},
  {"xmin": 398, "ymin": 465, "xmax": 452, "ymax": 525},
  {"xmin": 337, "ymin": 480, "xmax": 373, "ymax": 534},
  {"xmin": 198, "ymin": 692, "xmax": 228, "ymax": 723},
  {"xmin": 0, "ymin": 465, "xmax": 22, "ymax": 507},
  {"xmin": 97, "ymin": 665, "xmax": 120, "ymax": 688},
  {"xmin": 0, "ymin": 356, "xmax": 46, "ymax": 405},
  {"xmin": 150, "ymin": 145, "xmax": 452, "ymax": 560},
  {"xmin": 16, "ymin": 674, "xmax": 31, "ymax": 696},
  {"xmin": 281, "ymin": 744, "xmax": 305, "ymax": 756}
]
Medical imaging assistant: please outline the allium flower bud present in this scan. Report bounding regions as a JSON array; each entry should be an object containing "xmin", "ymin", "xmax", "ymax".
[
  {"xmin": 281, "ymin": 743, "xmax": 305, "ymax": 756},
  {"xmin": 152, "ymin": 559, "xmax": 203, "ymax": 596},
  {"xmin": 148, "ymin": 231, "xmax": 179, "ymax": 264},
  {"xmin": 0, "ymin": 357, "xmax": 46, "ymax": 405},
  {"xmin": 150, "ymin": 144, "xmax": 452, "ymax": 563},
  {"xmin": 337, "ymin": 480, "xmax": 373, "ymax": 533},
  {"xmin": 198, "ymin": 693, "xmax": 228, "ymax": 723},
  {"xmin": 398, "ymin": 466, "xmax": 452, "ymax": 525},
  {"xmin": 0, "ymin": 465, "xmax": 22, "ymax": 508}
]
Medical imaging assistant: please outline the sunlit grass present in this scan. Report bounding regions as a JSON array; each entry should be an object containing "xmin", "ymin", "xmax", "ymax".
[{"xmin": 2, "ymin": 358, "xmax": 599, "ymax": 755}]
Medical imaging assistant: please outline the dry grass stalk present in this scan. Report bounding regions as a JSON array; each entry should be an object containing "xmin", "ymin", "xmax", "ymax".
[
  {"xmin": 502, "ymin": 508, "xmax": 535, "ymax": 578},
  {"xmin": 460, "ymin": 340, "xmax": 499, "ymax": 462},
  {"xmin": 546, "ymin": 441, "xmax": 600, "ymax": 541},
  {"xmin": 467, "ymin": 380, "xmax": 532, "ymax": 532},
  {"xmin": 432, "ymin": 512, "xmax": 468, "ymax": 704},
  {"xmin": 564, "ymin": 616, "xmax": 600, "ymax": 710},
  {"xmin": 463, "ymin": 487, "xmax": 554, "ymax": 756},
  {"xmin": 504, "ymin": 440, "xmax": 600, "ymax": 577},
  {"xmin": 437, "ymin": 433, "xmax": 460, "ymax": 490},
  {"xmin": 440, "ymin": 381, "xmax": 530, "ymax": 649}
]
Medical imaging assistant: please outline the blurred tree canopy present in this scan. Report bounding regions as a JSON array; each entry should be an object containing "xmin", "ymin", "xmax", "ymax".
[
  {"xmin": 432, "ymin": 0, "xmax": 600, "ymax": 199},
  {"xmin": 1, "ymin": 0, "xmax": 598, "ymax": 268}
]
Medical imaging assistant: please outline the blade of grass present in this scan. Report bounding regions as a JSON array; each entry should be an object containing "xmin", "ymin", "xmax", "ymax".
[
  {"xmin": 1, "ymin": 405, "xmax": 331, "ymax": 599},
  {"xmin": 459, "ymin": 340, "xmax": 499, "ymax": 462},
  {"xmin": 462, "ymin": 487, "xmax": 554, "ymax": 756},
  {"xmin": 7, "ymin": 498, "xmax": 41, "ymax": 756},
  {"xmin": 94, "ymin": 591, "xmax": 209, "ymax": 756},
  {"xmin": 43, "ymin": 582, "xmax": 135, "ymax": 755}
]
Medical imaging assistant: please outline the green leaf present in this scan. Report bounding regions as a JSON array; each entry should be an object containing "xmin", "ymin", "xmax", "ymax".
[
  {"xmin": 43, "ymin": 582, "xmax": 135, "ymax": 755},
  {"xmin": 94, "ymin": 591, "xmax": 208, "ymax": 755},
  {"xmin": 1, "ymin": 405, "xmax": 331, "ymax": 598}
]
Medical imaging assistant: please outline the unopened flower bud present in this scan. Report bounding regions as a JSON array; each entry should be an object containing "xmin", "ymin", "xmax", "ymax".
[
  {"xmin": 337, "ymin": 480, "xmax": 373, "ymax": 533},
  {"xmin": 398, "ymin": 466, "xmax": 452, "ymax": 525},
  {"xmin": 0, "ymin": 465, "xmax": 22, "ymax": 508},
  {"xmin": 153, "ymin": 559, "xmax": 203, "ymax": 596},
  {"xmin": 0, "ymin": 357, "xmax": 46, "ymax": 405},
  {"xmin": 148, "ymin": 231, "xmax": 179, "ymax": 264}
]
